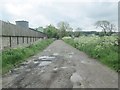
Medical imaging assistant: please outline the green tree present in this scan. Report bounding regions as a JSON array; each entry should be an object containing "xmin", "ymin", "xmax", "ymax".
[
  {"xmin": 44, "ymin": 25, "xmax": 59, "ymax": 38},
  {"xmin": 57, "ymin": 21, "xmax": 70, "ymax": 38}
]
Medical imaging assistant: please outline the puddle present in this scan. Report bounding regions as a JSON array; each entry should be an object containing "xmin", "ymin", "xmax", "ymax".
[
  {"xmin": 38, "ymin": 56, "xmax": 55, "ymax": 61},
  {"xmin": 81, "ymin": 60, "xmax": 91, "ymax": 64},
  {"xmin": 60, "ymin": 67, "xmax": 68, "ymax": 69},
  {"xmin": 53, "ymin": 68, "xmax": 58, "ymax": 71},
  {"xmin": 33, "ymin": 55, "xmax": 56, "ymax": 67},
  {"xmin": 11, "ymin": 55, "xmax": 55, "ymax": 74},
  {"xmin": 33, "ymin": 61, "xmax": 40, "ymax": 64},
  {"xmin": 39, "ymin": 61, "xmax": 52, "ymax": 67},
  {"xmin": 52, "ymin": 68, "xmax": 59, "ymax": 73},
  {"xmin": 53, "ymin": 53, "xmax": 59, "ymax": 56}
]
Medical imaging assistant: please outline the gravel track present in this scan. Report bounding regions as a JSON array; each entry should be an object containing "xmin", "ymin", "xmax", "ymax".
[{"xmin": 2, "ymin": 40, "xmax": 118, "ymax": 88}]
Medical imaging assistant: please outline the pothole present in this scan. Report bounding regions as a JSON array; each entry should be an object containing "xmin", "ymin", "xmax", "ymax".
[
  {"xmin": 10, "ymin": 66, "xmax": 25, "ymax": 74},
  {"xmin": 33, "ymin": 61, "xmax": 40, "ymax": 64},
  {"xmin": 34, "ymin": 55, "xmax": 57, "ymax": 67},
  {"xmin": 53, "ymin": 53, "xmax": 59, "ymax": 56},
  {"xmin": 38, "ymin": 56, "xmax": 55, "ymax": 61},
  {"xmin": 38, "ymin": 61, "xmax": 52, "ymax": 67},
  {"xmin": 80, "ymin": 60, "xmax": 91, "ymax": 64},
  {"xmin": 70, "ymin": 72, "xmax": 84, "ymax": 88},
  {"xmin": 60, "ymin": 67, "xmax": 68, "ymax": 69}
]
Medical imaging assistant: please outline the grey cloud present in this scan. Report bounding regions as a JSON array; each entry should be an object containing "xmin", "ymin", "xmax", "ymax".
[{"xmin": 0, "ymin": 1, "xmax": 118, "ymax": 30}]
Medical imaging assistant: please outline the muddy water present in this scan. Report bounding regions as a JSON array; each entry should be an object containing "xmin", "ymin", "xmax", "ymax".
[{"xmin": 16, "ymin": 55, "xmax": 57, "ymax": 72}]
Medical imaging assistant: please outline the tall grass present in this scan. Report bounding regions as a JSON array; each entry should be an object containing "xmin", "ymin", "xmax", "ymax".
[
  {"xmin": 63, "ymin": 36, "xmax": 119, "ymax": 72},
  {"xmin": 2, "ymin": 39, "xmax": 53, "ymax": 74}
]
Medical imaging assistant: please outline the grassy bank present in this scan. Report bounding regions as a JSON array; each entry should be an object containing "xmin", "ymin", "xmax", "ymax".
[
  {"xmin": 63, "ymin": 35, "xmax": 119, "ymax": 72},
  {"xmin": 1, "ymin": 39, "xmax": 53, "ymax": 74}
]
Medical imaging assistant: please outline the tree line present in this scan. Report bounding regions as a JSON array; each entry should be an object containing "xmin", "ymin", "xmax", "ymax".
[{"xmin": 36, "ymin": 20, "xmax": 117, "ymax": 39}]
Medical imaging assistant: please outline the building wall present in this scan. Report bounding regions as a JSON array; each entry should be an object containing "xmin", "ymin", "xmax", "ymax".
[
  {"xmin": 2, "ymin": 37, "xmax": 10, "ymax": 48},
  {"xmin": 16, "ymin": 21, "xmax": 29, "ymax": 29},
  {"xmin": 1, "ymin": 20, "xmax": 47, "ymax": 50}
]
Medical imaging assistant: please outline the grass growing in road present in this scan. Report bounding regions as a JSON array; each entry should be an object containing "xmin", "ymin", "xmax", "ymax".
[
  {"xmin": 63, "ymin": 35, "xmax": 119, "ymax": 72},
  {"xmin": 2, "ymin": 39, "xmax": 53, "ymax": 74}
]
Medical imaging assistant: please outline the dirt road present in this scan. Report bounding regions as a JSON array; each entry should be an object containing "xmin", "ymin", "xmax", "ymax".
[{"xmin": 2, "ymin": 40, "xmax": 118, "ymax": 88}]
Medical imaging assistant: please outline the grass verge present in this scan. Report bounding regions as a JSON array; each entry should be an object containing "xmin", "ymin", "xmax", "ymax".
[
  {"xmin": 63, "ymin": 37, "xmax": 119, "ymax": 72},
  {"xmin": 1, "ymin": 39, "xmax": 53, "ymax": 74}
]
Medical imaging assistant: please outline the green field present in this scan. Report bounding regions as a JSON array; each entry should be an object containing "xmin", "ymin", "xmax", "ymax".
[
  {"xmin": 1, "ymin": 39, "xmax": 53, "ymax": 74},
  {"xmin": 63, "ymin": 35, "xmax": 119, "ymax": 72}
]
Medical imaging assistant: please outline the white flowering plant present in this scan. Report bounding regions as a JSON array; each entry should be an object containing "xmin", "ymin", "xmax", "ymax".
[{"xmin": 63, "ymin": 35, "xmax": 119, "ymax": 72}]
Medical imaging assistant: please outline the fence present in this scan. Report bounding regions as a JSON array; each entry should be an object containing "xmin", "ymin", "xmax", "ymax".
[{"xmin": 1, "ymin": 20, "xmax": 47, "ymax": 50}]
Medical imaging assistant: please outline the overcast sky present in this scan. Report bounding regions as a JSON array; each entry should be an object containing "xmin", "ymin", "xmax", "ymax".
[{"xmin": 0, "ymin": 0, "xmax": 118, "ymax": 31}]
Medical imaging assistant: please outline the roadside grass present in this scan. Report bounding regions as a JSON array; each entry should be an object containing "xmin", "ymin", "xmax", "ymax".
[
  {"xmin": 63, "ymin": 36, "xmax": 119, "ymax": 72},
  {"xmin": 1, "ymin": 39, "xmax": 53, "ymax": 74}
]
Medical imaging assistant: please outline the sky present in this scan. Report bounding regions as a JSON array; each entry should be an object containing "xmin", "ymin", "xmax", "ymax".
[{"xmin": 0, "ymin": 0, "xmax": 118, "ymax": 31}]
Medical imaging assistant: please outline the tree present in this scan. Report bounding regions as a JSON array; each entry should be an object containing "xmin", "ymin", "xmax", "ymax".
[
  {"xmin": 95, "ymin": 20, "xmax": 116, "ymax": 36},
  {"xmin": 73, "ymin": 31, "xmax": 81, "ymax": 37},
  {"xmin": 44, "ymin": 25, "xmax": 59, "ymax": 38},
  {"xmin": 57, "ymin": 21, "xmax": 70, "ymax": 38},
  {"xmin": 36, "ymin": 26, "xmax": 44, "ymax": 32},
  {"xmin": 108, "ymin": 24, "xmax": 116, "ymax": 35},
  {"xmin": 76, "ymin": 27, "xmax": 82, "ymax": 31},
  {"xmin": 73, "ymin": 27, "xmax": 82, "ymax": 37}
]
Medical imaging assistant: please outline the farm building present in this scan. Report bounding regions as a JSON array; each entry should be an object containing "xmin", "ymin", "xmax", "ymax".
[{"xmin": 0, "ymin": 20, "xmax": 47, "ymax": 50}]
